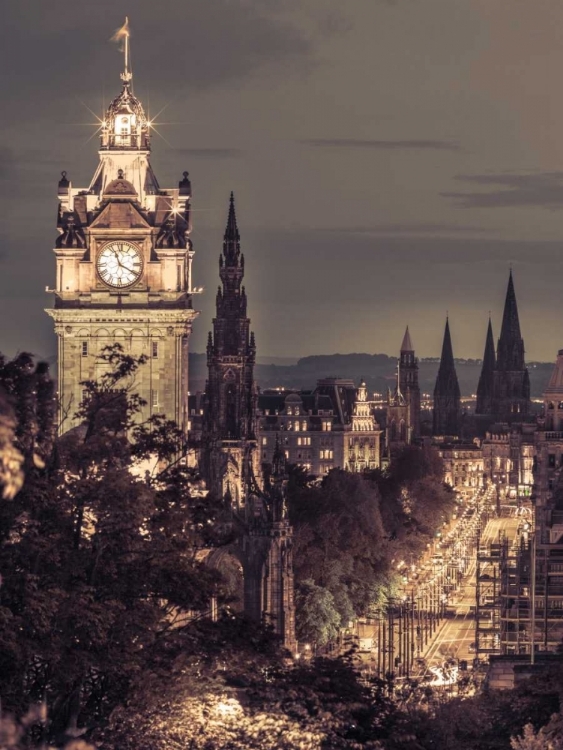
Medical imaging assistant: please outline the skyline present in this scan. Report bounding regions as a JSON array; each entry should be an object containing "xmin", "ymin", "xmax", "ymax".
[{"xmin": 4, "ymin": 2, "xmax": 563, "ymax": 360}]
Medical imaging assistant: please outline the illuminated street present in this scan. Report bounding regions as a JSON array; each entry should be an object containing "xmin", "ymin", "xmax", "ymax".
[{"xmin": 419, "ymin": 512, "xmax": 521, "ymax": 679}]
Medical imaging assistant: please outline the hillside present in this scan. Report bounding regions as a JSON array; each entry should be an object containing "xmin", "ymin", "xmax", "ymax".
[{"xmin": 188, "ymin": 353, "xmax": 554, "ymax": 399}]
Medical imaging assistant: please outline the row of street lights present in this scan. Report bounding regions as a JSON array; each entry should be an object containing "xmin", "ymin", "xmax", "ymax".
[{"xmin": 363, "ymin": 487, "xmax": 495, "ymax": 680}]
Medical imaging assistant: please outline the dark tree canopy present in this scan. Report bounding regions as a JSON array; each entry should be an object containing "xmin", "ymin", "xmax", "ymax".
[{"xmin": 0, "ymin": 346, "xmax": 221, "ymax": 742}]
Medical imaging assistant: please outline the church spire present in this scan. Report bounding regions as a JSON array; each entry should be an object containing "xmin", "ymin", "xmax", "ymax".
[
  {"xmin": 400, "ymin": 326, "xmax": 414, "ymax": 353},
  {"xmin": 476, "ymin": 317, "xmax": 496, "ymax": 415},
  {"xmin": 433, "ymin": 318, "xmax": 461, "ymax": 436},
  {"xmin": 398, "ymin": 325, "xmax": 420, "ymax": 438},
  {"xmin": 490, "ymin": 270, "xmax": 530, "ymax": 420},
  {"xmin": 497, "ymin": 270, "xmax": 525, "ymax": 371}
]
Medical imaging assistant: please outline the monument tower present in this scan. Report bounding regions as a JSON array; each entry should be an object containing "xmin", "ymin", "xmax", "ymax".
[
  {"xmin": 47, "ymin": 20, "xmax": 198, "ymax": 432},
  {"xmin": 202, "ymin": 193, "xmax": 260, "ymax": 503}
]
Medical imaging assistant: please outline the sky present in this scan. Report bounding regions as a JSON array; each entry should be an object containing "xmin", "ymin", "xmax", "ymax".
[{"xmin": 2, "ymin": 0, "xmax": 563, "ymax": 361}]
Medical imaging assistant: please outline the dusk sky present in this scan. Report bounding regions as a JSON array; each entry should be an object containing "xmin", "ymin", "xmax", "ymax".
[{"xmin": 3, "ymin": 1, "xmax": 563, "ymax": 361}]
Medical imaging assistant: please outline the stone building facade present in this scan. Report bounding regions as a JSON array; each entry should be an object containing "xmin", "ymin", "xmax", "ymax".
[
  {"xmin": 257, "ymin": 379, "xmax": 382, "ymax": 476},
  {"xmin": 46, "ymin": 57, "xmax": 197, "ymax": 432},
  {"xmin": 436, "ymin": 442, "xmax": 484, "ymax": 498}
]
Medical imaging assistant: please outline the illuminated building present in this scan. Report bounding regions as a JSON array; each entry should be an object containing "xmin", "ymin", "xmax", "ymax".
[
  {"xmin": 437, "ymin": 442, "xmax": 484, "ymax": 497},
  {"xmin": 46, "ymin": 33, "xmax": 197, "ymax": 431},
  {"xmin": 258, "ymin": 378, "xmax": 382, "ymax": 476}
]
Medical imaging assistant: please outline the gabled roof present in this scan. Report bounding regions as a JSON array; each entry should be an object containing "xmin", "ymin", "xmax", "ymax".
[{"xmin": 90, "ymin": 200, "xmax": 150, "ymax": 230}]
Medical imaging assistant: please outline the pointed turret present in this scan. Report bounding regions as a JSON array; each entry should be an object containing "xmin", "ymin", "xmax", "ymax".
[
  {"xmin": 476, "ymin": 318, "xmax": 496, "ymax": 415},
  {"xmin": 433, "ymin": 318, "xmax": 461, "ymax": 436},
  {"xmin": 491, "ymin": 271, "xmax": 530, "ymax": 420}
]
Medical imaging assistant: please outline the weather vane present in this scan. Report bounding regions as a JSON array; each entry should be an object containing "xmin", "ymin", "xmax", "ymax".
[{"xmin": 111, "ymin": 17, "xmax": 131, "ymax": 83}]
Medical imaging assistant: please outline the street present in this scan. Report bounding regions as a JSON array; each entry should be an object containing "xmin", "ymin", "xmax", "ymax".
[{"xmin": 418, "ymin": 512, "xmax": 521, "ymax": 680}]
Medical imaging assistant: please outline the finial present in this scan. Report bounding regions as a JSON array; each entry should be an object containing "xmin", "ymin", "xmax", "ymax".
[{"xmin": 112, "ymin": 17, "xmax": 132, "ymax": 83}]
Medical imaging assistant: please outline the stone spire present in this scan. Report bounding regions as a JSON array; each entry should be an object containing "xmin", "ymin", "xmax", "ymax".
[
  {"xmin": 399, "ymin": 326, "xmax": 420, "ymax": 437},
  {"xmin": 400, "ymin": 325, "xmax": 414, "ymax": 353},
  {"xmin": 433, "ymin": 318, "xmax": 461, "ymax": 436},
  {"xmin": 497, "ymin": 270, "xmax": 525, "ymax": 372},
  {"xmin": 476, "ymin": 317, "xmax": 496, "ymax": 415},
  {"xmin": 202, "ymin": 193, "xmax": 259, "ymax": 503},
  {"xmin": 491, "ymin": 270, "xmax": 530, "ymax": 420}
]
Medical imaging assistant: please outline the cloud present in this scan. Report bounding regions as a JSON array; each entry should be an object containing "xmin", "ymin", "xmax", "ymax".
[
  {"xmin": 318, "ymin": 223, "xmax": 496, "ymax": 236},
  {"xmin": 443, "ymin": 172, "xmax": 563, "ymax": 210},
  {"xmin": 172, "ymin": 148, "xmax": 242, "ymax": 159},
  {"xmin": 301, "ymin": 138, "xmax": 461, "ymax": 151},
  {"xmin": 0, "ymin": 2, "xmax": 312, "ymax": 115}
]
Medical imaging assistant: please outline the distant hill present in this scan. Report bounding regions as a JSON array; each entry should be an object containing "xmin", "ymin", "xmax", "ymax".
[{"xmin": 188, "ymin": 352, "xmax": 554, "ymax": 399}]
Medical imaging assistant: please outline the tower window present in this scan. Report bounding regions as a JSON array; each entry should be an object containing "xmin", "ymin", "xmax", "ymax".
[
  {"xmin": 152, "ymin": 341, "xmax": 159, "ymax": 359},
  {"xmin": 151, "ymin": 389, "xmax": 159, "ymax": 408},
  {"xmin": 81, "ymin": 341, "xmax": 88, "ymax": 357},
  {"xmin": 177, "ymin": 265, "xmax": 182, "ymax": 291}
]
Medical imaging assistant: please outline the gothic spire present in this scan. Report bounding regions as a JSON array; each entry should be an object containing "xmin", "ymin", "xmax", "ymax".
[
  {"xmin": 497, "ymin": 270, "xmax": 525, "ymax": 371},
  {"xmin": 222, "ymin": 192, "xmax": 242, "ymax": 267},
  {"xmin": 438, "ymin": 318, "xmax": 455, "ymax": 373},
  {"xmin": 476, "ymin": 317, "xmax": 496, "ymax": 415},
  {"xmin": 400, "ymin": 326, "xmax": 414, "ymax": 353},
  {"xmin": 433, "ymin": 318, "xmax": 461, "ymax": 435}
]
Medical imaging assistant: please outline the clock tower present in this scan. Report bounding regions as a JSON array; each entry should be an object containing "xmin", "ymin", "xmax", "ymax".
[{"xmin": 47, "ymin": 37, "xmax": 198, "ymax": 433}]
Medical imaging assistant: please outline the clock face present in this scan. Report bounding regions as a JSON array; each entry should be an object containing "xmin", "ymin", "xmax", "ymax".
[{"xmin": 97, "ymin": 241, "xmax": 143, "ymax": 288}]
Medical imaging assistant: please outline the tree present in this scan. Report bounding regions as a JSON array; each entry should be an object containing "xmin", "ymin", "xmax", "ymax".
[
  {"xmin": 97, "ymin": 617, "xmax": 397, "ymax": 750},
  {"xmin": 295, "ymin": 579, "xmax": 341, "ymax": 647},
  {"xmin": 367, "ymin": 445, "xmax": 456, "ymax": 564},
  {"xmin": 287, "ymin": 469, "xmax": 389, "ymax": 644},
  {"xmin": 0, "ymin": 346, "xmax": 221, "ymax": 742}
]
